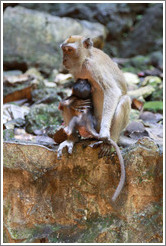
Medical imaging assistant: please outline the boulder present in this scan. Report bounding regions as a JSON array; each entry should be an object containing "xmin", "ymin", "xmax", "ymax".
[
  {"xmin": 127, "ymin": 85, "xmax": 155, "ymax": 100},
  {"xmin": 3, "ymin": 6, "xmax": 106, "ymax": 74},
  {"xmin": 3, "ymin": 137, "xmax": 163, "ymax": 243},
  {"xmin": 121, "ymin": 4, "xmax": 163, "ymax": 57},
  {"xmin": 25, "ymin": 103, "xmax": 62, "ymax": 134},
  {"xmin": 3, "ymin": 68, "xmax": 44, "ymax": 103},
  {"xmin": 18, "ymin": 3, "xmax": 148, "ymax": 42}
]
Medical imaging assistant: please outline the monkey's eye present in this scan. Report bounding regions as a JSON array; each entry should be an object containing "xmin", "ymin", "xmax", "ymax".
[
  {"xmin": 68, "ymin": 48, "xmax": 73, "ymax": 52},
  {"xmin": 66, "ymin": 47, "xmax": 74, "ymax": 53},
  {"xmin": 63, "ymin": 46, "xmax": 74, "ymax": 53}
]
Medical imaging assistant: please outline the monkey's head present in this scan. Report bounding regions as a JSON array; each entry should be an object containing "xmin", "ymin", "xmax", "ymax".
[{"xmin": 60, "ymin": 36, "xmax": 93, "ymax": 70}]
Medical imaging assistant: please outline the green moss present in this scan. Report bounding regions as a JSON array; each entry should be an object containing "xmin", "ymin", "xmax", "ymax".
[
  {"xmin": 3, "ymin": 202, "xmax": 11, "ymax": 218},
  {"xmin": 122, "ymin": 66, "xmax": 140, "ymax": 73},
  {"xmin": 121, "ymin": 55, "xmax": 155, "ymax": 73},
  {"xmin": 143, "ymin": 101, "xmax": 163, "ymax": 112},
  {"xmin": 24, "ymin": 224, "xmax": 61, "ymax": 243},
  {"xmin": 9, "ymin": 227, "xmax": 34, "ymax": 240},
  {"xmin": 72, "ymin": 189, "xmax": 82, "ymax": 201},
  {"xmin": 79, "ymin": 216, "xmax": 123, "ymax": 243},
  {"xmin": 25, "ymin": 103, "xmax": 62, "ymax": 134},
  {"xmin": 31, "ymin": 88, "xmax": 61, "ymax": 102},
  {"xmin": 3, "ymin": 230, "xmax": 8, "ymax": 243},
  {"xmin": 136, "ymin": 14, "xmax": 143, "ymax": 21},
  {"xmin": 3, "ymin": 129, "xmax": 14, "ymax": 140},
  {"xmin": 130, "ymin": 55, "xmax": 151, "ymax": 70},
  {"xmin": 151, "ymin": 87, "xmax": 163, "ymax": 101}
]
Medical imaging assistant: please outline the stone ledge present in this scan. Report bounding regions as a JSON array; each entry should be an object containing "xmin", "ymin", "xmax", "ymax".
[{"xmin": 3, "ymin": 137, "xmax": 163, "ymax": 243}]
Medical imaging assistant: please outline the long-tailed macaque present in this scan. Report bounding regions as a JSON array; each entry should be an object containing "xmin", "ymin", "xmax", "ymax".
[
  {"xmin": 59, "ymin": 36, "xmax": 131, "ymax": 201},
  {"xmin": 60, "ymin": 35, "xmax": 131, "ymax": 143},
  {"xmin": 58, "ymin": 79, "xmax": 97, "ymax": 140},
  {"xmin": 58, "ymin": 79, "xmax": 125, "ymax": 202}
]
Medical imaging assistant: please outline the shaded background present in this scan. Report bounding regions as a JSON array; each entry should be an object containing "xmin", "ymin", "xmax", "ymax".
[
  {"xmin": 3, "ymin": 2, "xmax": 163, "ymax": 139},
  {"xmin": 3, "ymin": 3, "xmax": 163, "ymax": 73}
]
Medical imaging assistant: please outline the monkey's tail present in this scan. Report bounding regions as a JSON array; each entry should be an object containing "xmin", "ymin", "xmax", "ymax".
[{"xmin": 108, "ymin": 138, "xmax": 125, "ymax": 202}]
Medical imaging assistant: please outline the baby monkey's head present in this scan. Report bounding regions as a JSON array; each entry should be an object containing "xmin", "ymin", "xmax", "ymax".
[{"xmin": 72, "ymin": 79, "xmax": 91, "ymax": 100}]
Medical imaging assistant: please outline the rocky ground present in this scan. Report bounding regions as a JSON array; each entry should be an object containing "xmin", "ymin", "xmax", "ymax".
[{"xmin": 3, "ymin": 3, "xmax": 163, "ymax": 243}]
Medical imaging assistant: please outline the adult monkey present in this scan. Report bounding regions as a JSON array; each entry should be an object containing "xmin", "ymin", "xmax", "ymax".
[{"xmin": 60, "ymin": 35, "xmax": 131, "ymax": 145}]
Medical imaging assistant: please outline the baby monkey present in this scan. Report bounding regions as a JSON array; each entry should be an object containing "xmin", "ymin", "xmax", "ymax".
[
  {"xmin": 58, "ymin": 79, "xmax": 98, "ymax": 139},
  {"xmin": 58, "ymin": 79, "xmax": 125, "ymax": 202}
]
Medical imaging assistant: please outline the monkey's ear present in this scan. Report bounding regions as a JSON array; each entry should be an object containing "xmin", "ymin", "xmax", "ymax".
[{"xmin": 83, "ymin": 38, "xmax": 93, "ymax": 49}]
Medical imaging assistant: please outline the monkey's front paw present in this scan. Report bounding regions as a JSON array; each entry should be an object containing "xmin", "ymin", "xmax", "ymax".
[{"xmin": 57, "ymin": 140, "xmax": 74, "ymax": 159}]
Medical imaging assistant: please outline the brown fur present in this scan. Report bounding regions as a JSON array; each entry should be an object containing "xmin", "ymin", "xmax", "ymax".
[{"xmin": 61, "ymin": 36, "xmax": 131, "ymax": 141}]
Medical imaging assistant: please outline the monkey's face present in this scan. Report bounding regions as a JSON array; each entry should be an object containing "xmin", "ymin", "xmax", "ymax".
[
  {"xmin": 61, "ymin": 44, "xmax": 78, "ymax": 69},
  {"xmin": 60, "ymin": 36, "xmax": 93, "ymax": 70}
]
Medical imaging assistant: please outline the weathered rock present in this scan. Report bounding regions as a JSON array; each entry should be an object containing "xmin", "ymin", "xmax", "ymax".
[
  {"xmin": 3, "ymin": 129, "xmax": 15, "ymax": 141},
  {"xmin": 139, "ymin": 111, "xmax": 163, "ymax": 124},
  {"xmin": 123, "ymin": 72, "xmax": 140, "ymax": 85},
  {"xmin": 140, "ymin": 75, "xmax": 163, "ymax": 102},
  {"xmin": 129, "ymin": 109, "xmax": 140, "ymax": 122},
  {"xmin": 96, "ymin": 3, "xmax": 133, "ymax": 39},
  {"xmin": 3, "ymin": 6, "xmax": 106, "ymax": 74},
  {"xmin": 25, "ymin": 103, "xmax": 62, "ymax": 134},
  {"xmin": 3, "ymin": 70, "xmax": 22, "ymax": 77},
  {"xmin": 3, "ymin": 104, "xmax": 30, "ymax": 124},
  {"xmin": 3, "ymin": 137, "xmax": 163, "ymax": 243},
  {"xmin": 120, "ymin": 54, "xmax": 162, "ymax": 74},
  {"xmin": 3, "ymin": 68, "xmax": 44, "ymax": 103},
  {"xmin": 121, "ymin": 4, "xmax": 163, "ymax": 57},
  {"xmin": 54, "ymin": 73, "xmax": 73, "ymax": 85},
  {"xmin": 31, "ymin": 87, "xmax": 61, "ymax": 104},
  {"xmin": 3, "ymin": 104, "xmax": 30, "ymax": 131},
  {"xmin": 51, "ymin": 3, "xmax": 134, "ymax": 41},
  {"xmin": 18, "ymin": 3, "xmax": 149, "ymax": 23},
  {"xmin": 149, "ymin": 51, "xmax": 163, "ymax": 69},
  {"xmin": 130, "ymin": 55, "xmax": 152, "ymax": 71},
  {"xmin": 16, "ymin": 3, "xmax": 150, "ymax": 58},
  {"xmin": 142, "ymin": 76, "xmax": 162, "ymax": 87},
  {"xmin": 125, "ymin": 52, "xmax": 163, "ymax": 72},
  {"xmin": 128, "ymin": 85, "xmax": 155, "ymax": 100}
]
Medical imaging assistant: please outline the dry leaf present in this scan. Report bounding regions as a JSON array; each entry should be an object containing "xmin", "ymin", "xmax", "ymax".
[
  {"xmin": 132, "ymin": 98, "xmax": 144, "ymax": 111},
  {"xmin": 53, "ymin": 126, "xmax": 67, "ymax": 144},
  {"xmin": 4, "ymin": 85, "xmax": 33, "ymax": 103}
]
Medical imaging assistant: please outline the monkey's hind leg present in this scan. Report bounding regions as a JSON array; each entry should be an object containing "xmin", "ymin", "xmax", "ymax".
[
  {"xmin": 110, "ymin": 95, "xmax": 131, "ymax": 143},
  {"xmin": 98, "ymin": 95, "xmax": 131, "ymax": 158},
  {"xmin": 64, "ymin": 116, "xmax": 80, "ymax": 136}
]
